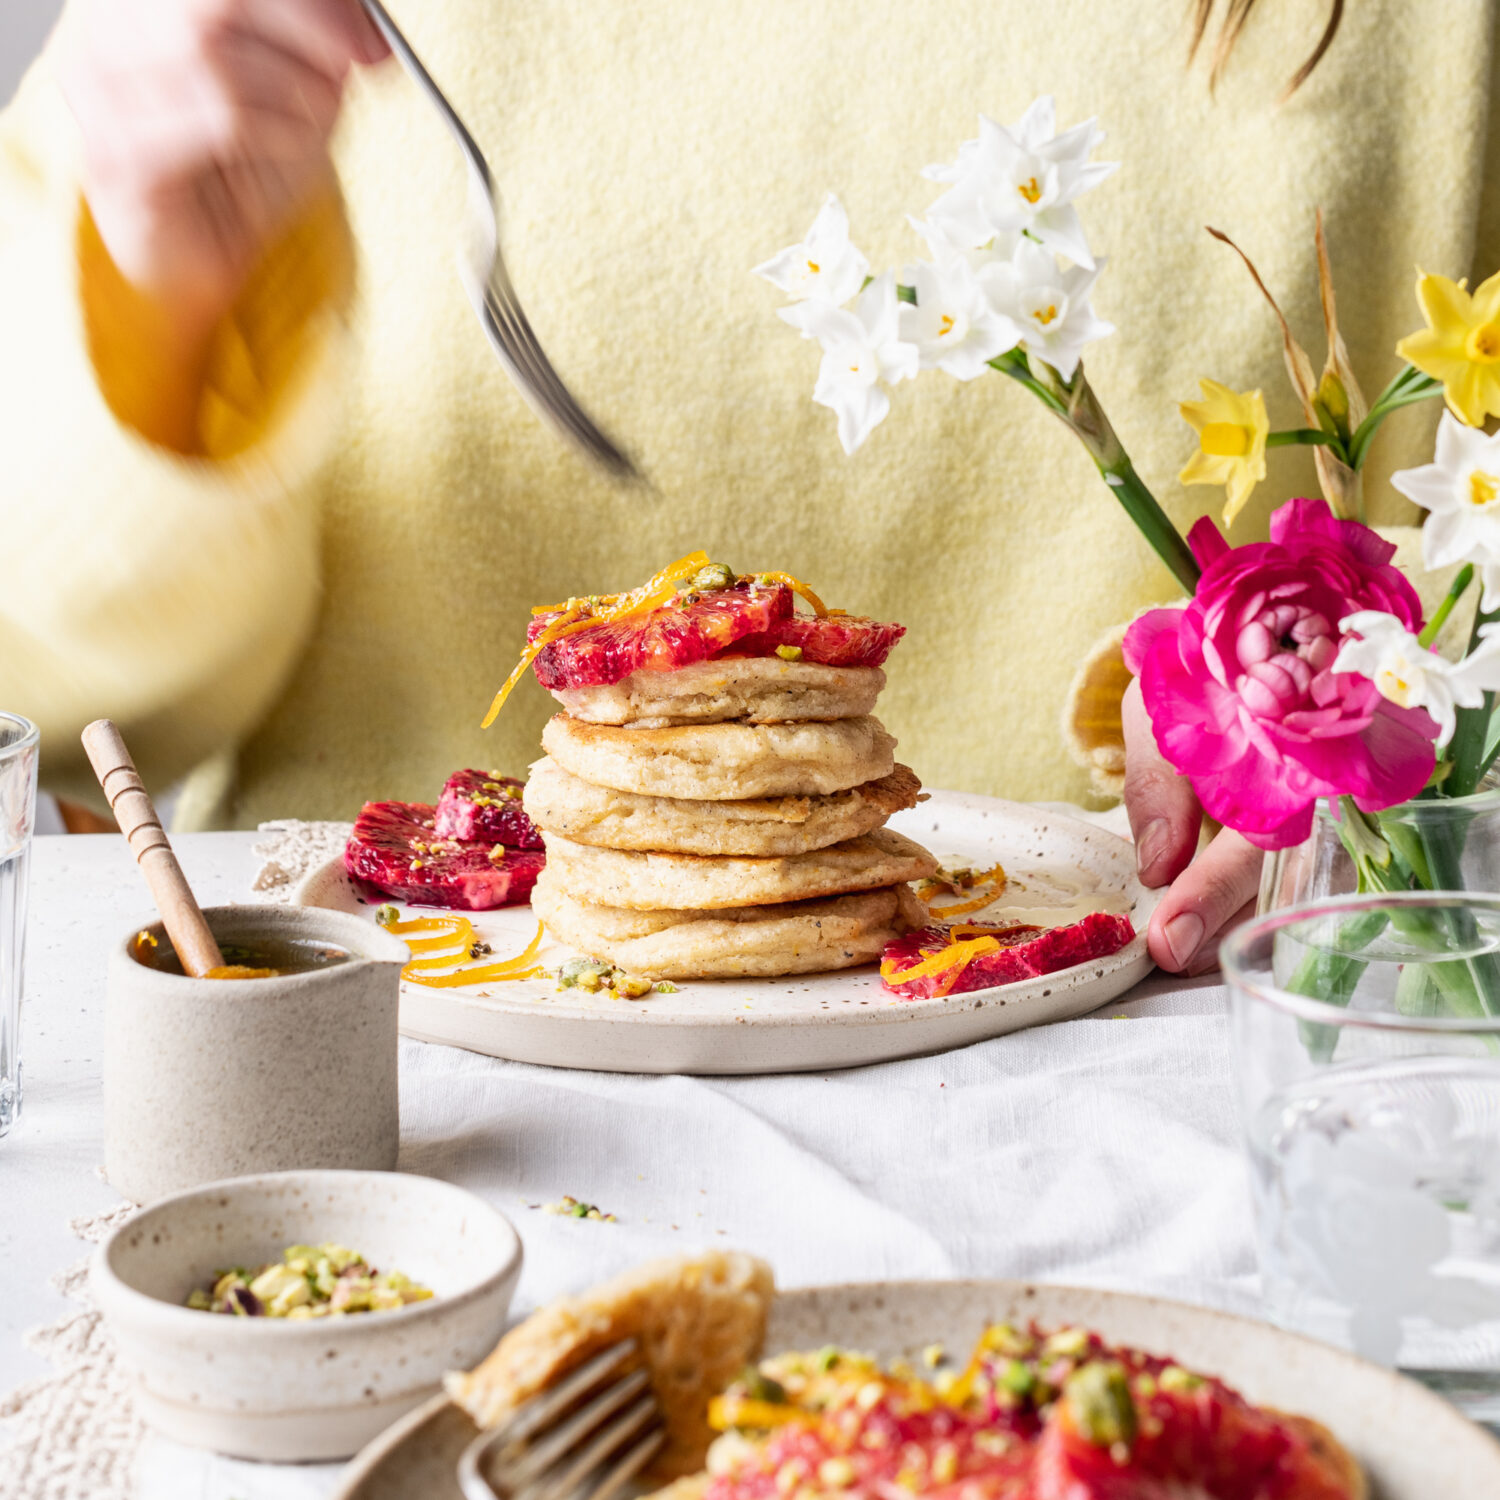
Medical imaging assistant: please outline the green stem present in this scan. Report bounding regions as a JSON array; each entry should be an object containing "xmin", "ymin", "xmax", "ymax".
[
  {"xmin": 1418, "ymin": 563, "xmax": 1474, "ymax": 648},
  {"xmin": 1446, "ymin": 603, "xmax": 1500, "ymax": 798},
  {"xmin": 1098, "ymin": 459, "xmax": 1202, "ymax": 595},
  {"xmin": 990, "ymin": 355, "xmax": 1201, "ymax": 595},
  {"xmin": 1346, "ymin": 370, "xmax": 1442, "ymax": 470},
  {"xmin": 1265, "ymin": 428, "xmax": 1334, "ymax": 448}
]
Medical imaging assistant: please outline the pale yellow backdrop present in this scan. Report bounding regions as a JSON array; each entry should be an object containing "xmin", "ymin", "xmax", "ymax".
[{"xmin": 1, "ymin": 0, "xmax": 1496, "ymax": 825}]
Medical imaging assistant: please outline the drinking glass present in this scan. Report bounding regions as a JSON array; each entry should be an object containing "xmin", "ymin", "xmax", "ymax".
[
  {"xmin": 1223, "ymin": 892, "xmax": 1500, "ymax": 1426},
  {"xmin": 0, "ymin": 712, "xmax": 38, "ymax": 1138}
]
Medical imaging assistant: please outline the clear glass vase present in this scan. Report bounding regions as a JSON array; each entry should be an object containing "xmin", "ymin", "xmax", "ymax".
[{"xmin": 1259, "ymin": 777, "xmax": 1500, "ymax": 915}]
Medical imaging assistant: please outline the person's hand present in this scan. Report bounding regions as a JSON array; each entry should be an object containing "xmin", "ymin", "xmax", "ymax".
[
  {"xmin": 60, "ymin": 0, "xmax": 387, "ymax": 347},
  {"xmin": 1122, "ymin": 677, "xmax": 1263, "ymax": 975}
]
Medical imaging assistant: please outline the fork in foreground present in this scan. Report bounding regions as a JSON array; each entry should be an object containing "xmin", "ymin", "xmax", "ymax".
[
  {"xmin": 459, "ymin": 1340, "xmax": 665, "ymax": 1500},
  {"xmin": 357, "ymin": 0, "xmax": 638, "ymax": 479}
]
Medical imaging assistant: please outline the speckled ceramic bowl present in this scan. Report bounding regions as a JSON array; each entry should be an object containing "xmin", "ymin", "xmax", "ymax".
[
  {"xmin": 91, "ymin": 1170, "xmax": 522, "ymax": 1461},
  {"xmin": 105, "ymin": 904, "xmax": 409, "ymax": 1204}
]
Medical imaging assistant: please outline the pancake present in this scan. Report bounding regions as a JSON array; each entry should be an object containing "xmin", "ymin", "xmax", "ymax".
[
  {"xmin": 524, "ymin": 757, "xmax": 924, "ymax": 856},
  {"xmin": 541, "ymin": 714, "xmax": 896, "ymax": 800},
  {"xmin": 532, "ymin": 869, "xmax": 929, "ymax": 979},
  {"xmin": 550, "ymin": 658, "xmax": 885, "ymax": 727},
  {"xmin": 541, "ymin": 827, "xmax": 938, "ymax": 910}
]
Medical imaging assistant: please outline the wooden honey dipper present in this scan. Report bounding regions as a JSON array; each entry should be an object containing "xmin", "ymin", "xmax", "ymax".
[{"xmin": 81, "ymin": 719, "xmax": 271, "ymax": 979}]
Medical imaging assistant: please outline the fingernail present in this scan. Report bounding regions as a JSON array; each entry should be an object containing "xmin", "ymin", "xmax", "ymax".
[
  {"xmin": 1163, "ymin": 912, "xmax": 1205, "ymax": 971},
  {"xmin": 1136, "ymin": 818, "xmax": 1169, "ymax": 878}
]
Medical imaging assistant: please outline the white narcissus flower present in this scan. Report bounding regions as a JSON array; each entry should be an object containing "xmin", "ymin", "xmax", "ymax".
[
  {"xmin": 900, "ymin": 257, "xmax": 1021, "ymax": 379},
  {"xmin": 1333, "ymin": 611, "xmax": 1500, "ymax": 747},
  {"xmin": 792, "ymin": 272, "xmax": 919, "ymax": 454},
  {"xmin": 753, "ymin": 194, "xmax": 870, "ymax": 309},
  {"xmin": 922, "ymin": 96, "xmax": 1117, "ymax": 269},
  {"xmin": 905, "ymin": 213, "xmax": 1017, "ymax": 274},
  {"xmin": 978, "ymin": 239, "xmax": 1113, "ymax": 381},
  {"xmin": 1392, "ymin": 413, "xmax": 1500, "ymax": 610}
]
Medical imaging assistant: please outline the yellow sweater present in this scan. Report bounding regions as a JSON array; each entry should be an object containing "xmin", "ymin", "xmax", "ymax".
[{"xmin": 4, "ymin": 0, "xmax": 1498, "ymax": 827}]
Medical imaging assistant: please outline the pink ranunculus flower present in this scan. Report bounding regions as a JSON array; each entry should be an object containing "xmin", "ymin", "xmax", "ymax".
[{"xmin": 1124, "ymin": 498, "xmax": 1439, "ymax": 850}]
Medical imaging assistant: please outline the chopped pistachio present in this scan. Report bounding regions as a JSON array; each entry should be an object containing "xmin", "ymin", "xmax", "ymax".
[
  {"xmin": 557, "ymin": 957, "xmax": 614, "ymax": 991},
  {"xmin": 1043, "ymin": 1326, "xmax": 1091, "ymax": 1360},
  {"xmin": 186, "ymin": 1243, "xmax": 431, "ymax": 1317},
  {"xmin": 610, "ymin": 972, "xmax": 655, "ymax": 1000},
  {"xmin": 774, "ymin": 644, "xmax": 804, "ymax": 662},
  {"xmin": 1064, "ymin": 1361, "xmax": 1138, "ymax": 1450},
  {"xmin": 692, "ymin": 562, "xmax": 736, "ymax": 591},
  {"xmin": 981, "ymin": 1323, "xmax": 1035, "ymax": 1359},
  {"xmin": 654, "ymin": 981, "xmax": 681, "ymax": 993},
  {"xmin": 1158, "ymin": 1364, "xmax": 1204, "ymax": 1394},
  {"xmin": 541, "ymin": 1194, "xmax": 618, "ymax": 1221},
  {"xmin": 742, "ymin": 1367, "xmax": 789, "ymax": 1405},
  {"xmin": 999, "ymin": 1358, "xmax": 1035, "ymax": 1399},
  {"xmin": 374, "ymin": 904, "xmax": 400, "ymax": 926}
]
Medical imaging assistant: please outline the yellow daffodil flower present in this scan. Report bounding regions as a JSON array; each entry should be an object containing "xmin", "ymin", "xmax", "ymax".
[
  {"xmin": 1177, "ymin": 379, "xmax": 1268, "ymax": 526},
  {"xmin": 1396, "ymin": 268, "xmax": 1500, "ymax": 427}
]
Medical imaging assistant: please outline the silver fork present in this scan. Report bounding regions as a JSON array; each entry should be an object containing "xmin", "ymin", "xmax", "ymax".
[
  {"xmin": 357, "ymin": 0, "xmax": 637, "ymax": 479},
  {"xmin": 458, "ymin": 1339, "xmax": 665, "ymax": 1500}
]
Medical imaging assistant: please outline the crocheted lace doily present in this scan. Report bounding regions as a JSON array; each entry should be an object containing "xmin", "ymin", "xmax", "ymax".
[
  {"xmin": 0, "ymin": 1200, "xmax": 141, "ymax": 1499},
  {"xmin": 0, "ymin": 822, "xmax": 351, "ymax": 1497},
  {"xmin": 249, "ymin": 818, "xmax": 354, "ymax": 904}
]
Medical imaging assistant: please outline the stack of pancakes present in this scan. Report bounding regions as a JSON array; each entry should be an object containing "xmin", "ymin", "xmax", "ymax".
[{"xmin": 524, "ymin": 658, "xmax": 937, "ymax": 979}]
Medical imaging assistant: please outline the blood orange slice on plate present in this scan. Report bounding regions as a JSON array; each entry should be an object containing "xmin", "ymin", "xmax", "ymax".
[
  {"xmin": 433, "ymin": 770, "xmax": 543, "ymax": 847},
  {"xmin": 881, "ymin": 912, "xmax": 1135, "ymax": 999},
  {"xmin": 344, "ymin": 801, "xmax": 545, "ymax": 911},
  {"xmin": 531, "ymin": 581, "xmax": 793, "ymax": 690},
  {"xmin": 1034, "ymin": 1360, "xmax": 1359, "ymax": 1500}
]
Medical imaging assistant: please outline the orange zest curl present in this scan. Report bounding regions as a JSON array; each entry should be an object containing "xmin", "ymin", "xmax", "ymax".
[
  {"xmin": 879, "ymin": 935, "xmax": 1001, "ymax": 987},
  {"xmin": 383, "ymin": 915, "xmax": 547, "ymax": 988},
  {"xmin": 923, "ymin": 862, "xmax": 1008, "ymax": 919},
  {"xmin": 750, "ymin": 571, "xmax": 829, "ymax": 617},
  {"xmin": 707, "ymin": 1395, "xmax": 816, "ymax": 1433}
]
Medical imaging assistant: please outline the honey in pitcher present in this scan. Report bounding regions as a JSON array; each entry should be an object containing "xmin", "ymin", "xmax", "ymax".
[{"xmin": 130, "ymin": 930, "xmax": 353, "ymax": 978}]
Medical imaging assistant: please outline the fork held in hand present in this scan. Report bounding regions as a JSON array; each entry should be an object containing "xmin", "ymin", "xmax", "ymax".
[
  {"xmin": 358, "ymin": 0, "xmax": 637, "ymax": 479},
  {"xmin": 459, "ymin": 1340, "xmax": 666, "ymax": 1500}
]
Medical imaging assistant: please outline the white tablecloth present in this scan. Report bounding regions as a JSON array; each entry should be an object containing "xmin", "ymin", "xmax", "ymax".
[{"xmin": 3, "ymin": 831, "xmax": 1251, "ymax": 1500}]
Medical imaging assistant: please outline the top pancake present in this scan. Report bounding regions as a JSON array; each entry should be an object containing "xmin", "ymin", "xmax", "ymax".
[
  {"xmin": 541, "ymin": 714, "xmax": 897, "ymax": 800},
  {"xmin": 550, "ymin": 658, "xmax": 885, "ymax": 727}
]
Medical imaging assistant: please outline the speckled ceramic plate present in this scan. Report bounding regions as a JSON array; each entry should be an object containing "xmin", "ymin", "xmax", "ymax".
[
  {"xmin": 296, "ymin": 791, "xmax": 1161, "ymax": 1075},
  {"xmin": 333, "ymin": 1277, "xmax": 1500, "ymax": 1499}
]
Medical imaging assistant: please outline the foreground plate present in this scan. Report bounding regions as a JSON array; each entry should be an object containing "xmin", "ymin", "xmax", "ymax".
[
  {"xmin": 296, "ymin": 791, "xmax": 1160, "ymax": 1075},
  {"xmin": 334, "ymin": 1277, "xmax": 1500, "ymax": 1499}
]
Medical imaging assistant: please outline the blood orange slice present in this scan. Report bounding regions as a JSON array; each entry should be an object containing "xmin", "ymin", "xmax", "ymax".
[
  {"xmin": 880, "ymin": 912, "xmax": 1135, "ymax": 999},
  {"xmin": 1034, "ymin": 1354, "xmax": 1358, "ymax": 1500},
  {"xmin": 531, "ymin": 580, "xmax": 793, "ymax": 690},
  {"xmin": 433, "ymin": 770, "xmax": 543, "ymax": 847},
  {"xmin": 728, "ymin": 614, "xmax": 906, "ymax": 669},
  {"xmin": 344, "ymin": 801, "xmax": 545, "ymax": 911}
]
